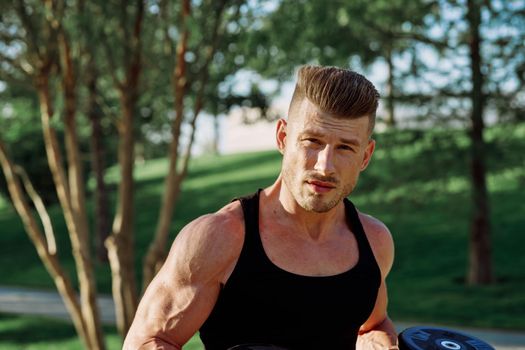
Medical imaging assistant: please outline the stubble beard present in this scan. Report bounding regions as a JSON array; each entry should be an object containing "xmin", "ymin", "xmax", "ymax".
[{"xmin": 282, "ymin": 166, "xmax": 354, "ymax": 213}]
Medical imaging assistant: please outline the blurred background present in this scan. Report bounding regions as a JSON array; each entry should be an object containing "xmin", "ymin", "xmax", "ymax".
[{"xmin": 0, "ymin": 0, "xmax": 524, "ymax": 349}]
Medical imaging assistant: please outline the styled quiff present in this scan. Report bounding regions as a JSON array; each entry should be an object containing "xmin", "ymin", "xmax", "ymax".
[{"xmin": 288, "ymin": 65, "xmax": 380, "ymax": 134}]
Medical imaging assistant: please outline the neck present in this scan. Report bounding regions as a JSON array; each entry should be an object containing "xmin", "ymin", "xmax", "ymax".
[{"xmin": 262, "ymin": 175, "xmax": 345, "ymax": 241}]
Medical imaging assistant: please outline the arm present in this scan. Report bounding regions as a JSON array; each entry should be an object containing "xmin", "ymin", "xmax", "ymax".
[
  {"xmin": 356, "ymin": 214, "xmax": 398, "ymax": 350},
  {"xmin": 123, "ymin": 204, "xmax": 244, "ymax": 350}
]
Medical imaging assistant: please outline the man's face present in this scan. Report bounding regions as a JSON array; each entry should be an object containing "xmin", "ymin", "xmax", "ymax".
[{"xmin": 277, "ymin": 98, "xmax": 375, "ymax": 213}]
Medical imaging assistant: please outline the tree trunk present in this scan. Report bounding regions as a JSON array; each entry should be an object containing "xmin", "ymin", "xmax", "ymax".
[
  {"xmin": 36, "ymin": 69, "xmax": 105, "ymax": 349},
  {"xmin": 87, "ymin": 60, "xmax": 111, "ymax": 263},
  {"xmin": 213, "ymin": 114, "xmax": 220, "ymax": 155},
  {"xmin": 106, "ymin": 92, "xmax": 138, "ymax": 337},
  {"xmin": 11, "ymin": 2, "xmax": 106, "ymax": 348},
  {"xmin": 142, "ymin": 0, "xmax": 227, "ymax": 290},
  {"xmin": 59, "ymin": 32, "xmax": 106, "ymax": 348},
  {"xmin": 104, "ymin": 0, "xmax": 144, "ymax": 337},
  {"xmin": 385, "ymin": 47, "xmax": 396, "ymax": 127},
  {"xmin": 142, "ymin": 0, "xmax": 192, "ymax": 290},
  {"xmin": 466, "ymin": 0, "xmax": 494, "ymax": 285},
  {"xmin": 0, "ymin": 140, "xmax": 90, "ymax": 349}
]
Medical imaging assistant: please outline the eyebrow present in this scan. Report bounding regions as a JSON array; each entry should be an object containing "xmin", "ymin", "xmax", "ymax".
[{"xmin": 299, "ymin": 130, "xmax": 361, "ymax": 146}]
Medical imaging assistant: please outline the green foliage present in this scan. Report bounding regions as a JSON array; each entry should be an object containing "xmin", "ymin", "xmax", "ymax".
[
  {"xmin": 240, "ymin": 0, "xmax": 434, "ymax": 77},
  {"xmin": 237, "ymin": 0, "xmax": 525, "ymax": 126}
]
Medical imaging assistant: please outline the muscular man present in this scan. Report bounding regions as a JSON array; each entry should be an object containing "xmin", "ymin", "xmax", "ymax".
[{"xmin": 124, "ymin": 65, "xmax": 398, "ymax": 349}]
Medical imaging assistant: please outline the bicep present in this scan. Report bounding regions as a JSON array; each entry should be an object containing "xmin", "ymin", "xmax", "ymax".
[{"xmin": 124, "ymin": 214, "xmax": 241, "ymax": 349}]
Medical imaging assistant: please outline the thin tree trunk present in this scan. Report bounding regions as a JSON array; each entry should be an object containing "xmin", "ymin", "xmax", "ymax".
[
  {"xmin": 37, "ymin": 82, "xmax": 102, "ymax": 350},
  {"xmin": 142, "ymin": 0, "xmax": 228, "ymax": 290},
  {"xmin": 466, "ymin": 0, "xmax": 493, "ymax": 285},
  {"xmin": 213, "ymin": 114, "xmax": 220, "ymax": 155},
  {"xmin": 142, "ymin": 0, "xmax": 191, "ymax": 290},
  {"xmin": 106, "ymin": 92, "xmax": 139, "ymax": 336},
  {"xmin": 105, "ymin": 0, "xmax": 144, "ymax": 336},
  {"xmin": 12, "ymin": 2, "xmax": 105, "ymax": 349},
  {"xmin": 58, "ymin": 32, "xmax": 106, "ymax": 349},
  {"xmin": 385, "ymin": 47, "xmax": 396, "ymax": 127},
  {"xmin": 0, "ymin": 140, "xmax": 90, "ymax": 349},
  {"xmin": 87, "ymin": 59, "xmax": 111, "ymax": 263}
]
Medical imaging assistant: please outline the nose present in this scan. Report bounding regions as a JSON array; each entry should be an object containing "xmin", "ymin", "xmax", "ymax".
[{"xmin": 314, "ymin": 145, "xmax": 335, "ymax": 176}]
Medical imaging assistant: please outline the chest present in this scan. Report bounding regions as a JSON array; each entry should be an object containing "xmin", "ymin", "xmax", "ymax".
[{"xmin": 259, "ymin": 227, "xmax": 360, "ymax": 277}]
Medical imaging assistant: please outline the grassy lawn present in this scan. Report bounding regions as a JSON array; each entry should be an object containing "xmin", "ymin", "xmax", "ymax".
[
  {"xmin": 0, "ymin": 314, "xmax": 205, "ymax": 350},
  {"xmin": 0, "ymin": 124, "xmax": 524, "ymax": 348}
]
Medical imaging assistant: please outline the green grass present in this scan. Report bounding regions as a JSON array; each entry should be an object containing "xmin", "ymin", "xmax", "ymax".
[
  {"xmin": 1, "ymin": 124, "xmax": 524, "ymax": 348},
  {"xmin": 0, "ymin": 314, "xmax": 205, "ymax": 349}
]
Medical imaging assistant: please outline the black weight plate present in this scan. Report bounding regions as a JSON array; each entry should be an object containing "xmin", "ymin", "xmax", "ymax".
[{"xmin": 399, "ymin": 326, "xmax": 495, "ymax": 350}]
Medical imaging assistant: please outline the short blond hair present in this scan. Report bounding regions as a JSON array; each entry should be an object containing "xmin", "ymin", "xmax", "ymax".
[{"xmin": 288, "ymin": 65, "xmax": 380, "ymax": 134}]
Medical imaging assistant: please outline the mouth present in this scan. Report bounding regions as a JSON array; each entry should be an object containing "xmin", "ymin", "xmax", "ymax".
[{"xmin": 306, "ymin": 180, "xmax": 336, "ymax": 193}]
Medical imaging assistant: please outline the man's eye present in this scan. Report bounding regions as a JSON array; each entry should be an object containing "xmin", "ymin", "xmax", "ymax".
[
  {"xmin": 303, "ymin": 138, "xmax": 320, "ymax": 145},
  {"xmin": 338, "ymin": 145, "xmax": 355, "ymax": 152}
]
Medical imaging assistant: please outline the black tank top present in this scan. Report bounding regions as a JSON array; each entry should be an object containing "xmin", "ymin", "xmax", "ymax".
[{"xmin": 199, "ymin": 190, "xmax": 381, "ymax": 350}]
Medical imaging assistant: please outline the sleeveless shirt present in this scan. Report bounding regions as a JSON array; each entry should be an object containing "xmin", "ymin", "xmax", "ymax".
[{"xmin": 199, "ymin": 190, "xmax": 381, "ymax": 350}]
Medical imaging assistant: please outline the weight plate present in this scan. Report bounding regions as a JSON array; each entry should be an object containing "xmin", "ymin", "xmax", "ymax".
[{"xmin": 399, "ymin": 326, "xmax": 495, "ymax": 350}]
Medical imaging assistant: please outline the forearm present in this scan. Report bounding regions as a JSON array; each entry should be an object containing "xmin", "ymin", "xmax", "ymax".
[
  {"xmin": 123, "ymin": 327, "xmax": 182, "ymax": 350},
  {"xmin": 356, "ymin": 317, "xmax": 398, "ymax": 350},
  {"xmin": 136, "ymin": 338, "xmax": 182, "ymax": 350}
]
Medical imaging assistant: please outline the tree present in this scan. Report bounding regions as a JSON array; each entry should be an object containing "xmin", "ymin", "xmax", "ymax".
[
  {"xmin": 86, "ymin": 55, "xmax": 112, "ymax": 263},
  {"xmin": 0, "ymin": 141, "xmax": 100, "ymax": 347},
  {"xmin": 482, "ymin": 0, "xmax": 525, "ymax": 123},
  {"xmin": 3, "ymin": 0, "xmax": 264, "ymax": 345},
  {"xmin": 77, "ymin": 0, "xmax": 113, "ymax": 263},
  {"xmin": 409, "ymin": 0, "xmax": 524, "ymax": 284},
  {"xmin": 0, "ymin": 1, "xmax": 105, "ymax": 348},
  {"xmin": 466, "ymin": 0, "xmax": 492, "ymax": 284},
  {"xmin": 92, "ymin": 0, "xmax": 145, "ymax": 336},
  {"xmin": 239, "ymin": 0, "xmax": 437, "ymax": 126},
  {"xmin": 1, "ymin": 0, "xmax": 148, "ymax": 343},
  {"xmin": 142, "ymin": 0, "xmax": 244, "ymax": 290}
]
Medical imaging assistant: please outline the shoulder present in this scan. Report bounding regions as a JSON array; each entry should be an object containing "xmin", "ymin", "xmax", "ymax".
[
  {"xmin": 357, "ymin": 211, "xmax": 395, "ymax": 277},
  {"xmin": 164, "ymin": 200, "xmax": 245, "ymax": 283},
  {"xmin": 176, "ymin": 200, "xmax": 244, "ymax": 245}
]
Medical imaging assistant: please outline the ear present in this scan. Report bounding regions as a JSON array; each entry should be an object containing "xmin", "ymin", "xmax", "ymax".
[
  {"xmin": 360, "ymin": 139, "xmax": 375, "ymax": 171},
  {"xmin": 276, "ymin": 118, "xmax": 288, "ymax": 155}
]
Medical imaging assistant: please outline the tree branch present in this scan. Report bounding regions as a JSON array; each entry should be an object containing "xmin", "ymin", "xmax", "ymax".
[
  {"xmin": 0, "ymin": 66, "xmax": 31, "ymax": 86},
  {"xmin": 0, "ymin": 139, "xmax": 91, "ymax": 348},
  {"xmin": 14, "ymin": 165, "xmax": 57, "ymax": 255},
  {"xmin": 14, "ymin": 1, "xmax": 42, "ymax": 60},
  {"xmin": 0, "ymin": 51, "xmax": 22, "ymax": 70},
  {"xmin": 0, "ymin": 31, "xmax": 25, "ymax": 45},
  {"xmin": 159, "ymin": 0, "xmax": 175, "ymax": 58},
  {"xmin": 178, "ymin": 0, "xmax": 228, "ymax": 177},
  {"xmin": 125, "ymin": 0, "xmax": 144, "ymax": 89},
  {"xmin": 0, "ymin": 51, "xmax": 33, "ymax": 76},
  {"xmin": 101, "ymin": 39, "xmax": 123, "ymax": 89},
  {"xmin": 120, "ymin": 0, "xmax": 131, "ymax": 71},
  {"xmin": 141, "ymin": 0, "xmax": 192, "ymax": 290},
  {"xmin": 358, "ymin": 14, "xmax": 451, "ymax": 50}
]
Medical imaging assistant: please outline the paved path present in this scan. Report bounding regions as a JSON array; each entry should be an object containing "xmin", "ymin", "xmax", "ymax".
[{"xmin": 1, "ymin": 286, "xmax": 524, "ymax": 349}]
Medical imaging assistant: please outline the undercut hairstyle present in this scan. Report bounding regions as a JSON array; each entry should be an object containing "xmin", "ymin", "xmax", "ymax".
[{"xmin": 288, "ymin": 65, "xmax": 380, "ymax": 134}]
